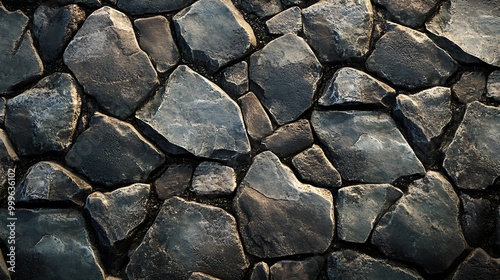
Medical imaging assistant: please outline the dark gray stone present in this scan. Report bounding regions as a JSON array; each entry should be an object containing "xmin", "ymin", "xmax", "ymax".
[
  {"xmin": 452, "ymin": 72, "xmax": 487, "ymax": 103},
  {"xmin": 311, "ymin": 110, "xmax": 425, "ymax": 184},
  {"xmin": 56, "ymin": 0, "xmax": 102, "ymax": 7},
  {"xmin": 366, "ymin": 23, "xmax": 457, "ymax": 89},
  {"xmin": 0, "ymin": 249, "xmax": 10, "ymax": 280},
  {"xmin": 250, "ymin": 262, "xmax": 269, "ymax": 280},
  {"xmin": 452, "ymin": 248, "xmax": 500, "ymax": 280},
  {"xmin": 234, "ymin": 151, "xmax": 334, "ymax": 258},
  {"xmin": 237, "ymin": 92, "xmax": 273, "ymax": 142},
  {"xmin": 292, "ymin": 144, "xmax": 342, "ymax": 188},
  {"xmin": 265, "ymin": 6, "xmax": 302, "ymax": 35},
  {"xmin": 66, "ymin": 113, "xmax": 165, "ymax": 187},
  {"xmin": 117, "ymin": 0, "xmax": 195, "ymax": 15},
  {"xmin": 496, "ymin": 206, "xmax": 500, "ymax": 251},
  {"xmin": 262, "ymin": 119, "xmax": 313, "ymax": 157},
  {"xmin": 336, "ymin": 184, "xmax": 402, "ymax": 243},
  {"xmin": 189, "ymin": 272, "xmax": 221, "ymax": 280},
  {"xmin": 134, "ymin": 16, "xmax": 180, "ymax": 74},
  {"xmin": 154, "ymin": 164, "xmax": 192, "ymax": 200},
  {"xmin": 327, "ymin": 250, "xmax": 423, "ymax": 280},
  {"xmin": 5, "ymin": 73, "xmax": 82, "ymax": 156},
  {"xmin": 219, "ymin": 61, "xmax": 249, "ymax": 98},
  {"xmin": 173, "ymin": 0, "xmax": 256, "ymax": 73},
  {"xmin": 0, "ymin": 130, "xmax": 18, "ymax": 199},
  {"xmin": 64, "ymin": 6, "xmax": 158, "ymax": 119},
  {"xmin": 427, "ymin": 33, "xmax": 484, "ymax": 64},
  {"xmin": 460, "ymin": 194, "xmax": 494, "ymax": 247},
  {"xmin": 372, "ymin": 171, "xmax": 467, "ymax": 274},
  {"xmin": 235, "ymin": 0, "xmax": 283, "ymax": 17},
  {"xmin": 126, "ymin": 197, "xmax": 249, "ymax": 279},
  {"xmin": 302, "ymin": 0, "xmax": 373, "ymax": 62},
  {"xmin": 443, "ymin": 102, "xmax": 500, "ymax": 190},
  {"xmin": 487, "ymin": 70, "xmax": 500, "ymax": 101},
  {"xmin": 373, "ymin": 0, "xmax": 439, "ymax": 27},
  {"xmin": 191, "ymin": 162, "xmax": 237, "ymax": 196},
  {"xmin": 136, "ymin": 65, "xmax": 250, "ymax": 161},
  {"xmin": 281, "ymin": 0, "xmax": 306, "ymax": 6},
  {"xmin": 250, "ymin": 33, "xmax": 321, "ymax": 125},
  {"xmin": 269, "ymin": 256, "xmax": 324, "ymax": 280}
]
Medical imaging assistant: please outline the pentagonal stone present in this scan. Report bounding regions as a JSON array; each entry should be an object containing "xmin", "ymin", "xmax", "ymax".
[
  {"xmin": 250, "ymin": 262, "xmax": 269, "ymax": 280},
  {"xmin": 250, "ymin": 34, "xmax": 321, "ymax": 125},
  {"xmin": 5, "ymin": 73, "xmax": 82, "ymax": 156},
  {"xmin": 302, "ymin": 0, "xmax": 373, "ymax": 62},
  {"xmin": 126, "ymin": 197, "xmax": 249, "ymax": 279},
  {"xmin": 0, "ymin": 130, "xmax": 18, "ymax": 199},
  {"xmin": 64, "ymin": 6, "xmax": 158, "ymax": 119},
  {"xmin": 66, "ymin": 113, "xmax": 165, "ymax": 187},
  {"xmin": 372, "ymin": 171, "xmax": 467, "ymax": 274},
  {"xmin": 219, "ymin": 61, "xmax": 249, "ymax": 98},
  {"xmin": 237, "ymin": 92, "xmax": 273, "ymax": 142},
  {"xmin": 117, "ymin": 0, "xmax": 195, "ymax": 15},
  {"xmin": 292, "ymin": 145, "xmax": 342, "ymax": 188},
  {"xmin": 265, "ymin": 7, "xmax": 302, "ymax": 35},
  {"xmin": 173, "ymin": 0, "xmax": 256, "ymax": 73},
  {"xmin": 452, "ymin": 248, "xmax": 500, "ymax": 280},
  {"xmin": 487, "ymin": 70, "xmax": 500, "ymax": 101},
  {"xmin": 262, "ymin": 119, "xmax": 313, "ymax": 157},
  {"xmin": 373, "ymin": 0, "xmax": 439, "ymax": 27},
  {"xmin": 452, "ymin": 72, "xmax": 487, "ymax": 103},
  {"xmin": 460, "ymin": 194, "xmax": 494, "ymax": 247},
  {"xmin": 191, "ymin": 162, "xmax": 237, "ymax": 196},
  {"xmin": 235, "ymin": 0, "xmax": 283, "ymax": 17},
  {"xmin": 234, "ymin": 151, "xmax": 334, "ymax": 258},
  {"xmin": 136, "ymin": 65, "xmax": 250, "ymax": 161},
  {"xmin": 366, "ymin": 23, "xmax": 457, "ymax": 89},
  {"xmin": 269, "ymin": 256, "xmax": 324, "ymax": 280},
  {"xmin": 311, "ymin": 110, "xmax": 425, "ymax": 184},
  {"xmin": 154, "ymin": 164, "xmax": 193, "ymax": 200},
  {"xmin": 443, "ymin": 102, "xmax": 500, "ymax": 190}
]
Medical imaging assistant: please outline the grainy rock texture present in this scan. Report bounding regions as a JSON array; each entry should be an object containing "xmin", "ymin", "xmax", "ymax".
[
  {"xmin": 265, "ymin": 6, "xmax": 302, "ymax": 35},
  {"xmin": 220, "ymin": 61, "xmax": 249, "ymax": 98},
  {"xmin": 452, "ymin": 72, "xmax": 487, "ymax": 104},
  {"xmin": 249, "ymin": 262, "xmax": 269, "ymax": 280},
  {"xmin": 235, "ymin": 0, "xmax": 283, "ymax": 17},
  {"xmin": 292, "ymin": 145, "xmax": 342, "ymax": 188},
  {"xmin": 237, "ymin": 92, "xmax": 273, "ymax": 142},
  {"xmin": 117, "ymin": 0, "xmax": 196, "ymax": 15},
  {"xmin": 373, "ymin": 0, "xmax": 439, "ymax": 27},
  {"xmin": 487, "ymin": 70, "xmax": 500, "ymax": 101},
  {"xmin": 460, "ymin": 194, "xmax": 494, "ymax": 247},
  {"xmin": 191, "ymin": 161, "xmax": 237, "ymax": 196},
  {"xmin": 451, "ymin": 248, "xmax": 500, "ymax": 280},
  {"xmin": 269, "ymin": 256, "xmax": 324, "ymax": 280},
  {"xmin": 262, "ymin": 119, "xmax": 313, "ymax": 157},
  {"xmin": 154, "ymin": 164, "xmax": 193, "ymax": 200}
]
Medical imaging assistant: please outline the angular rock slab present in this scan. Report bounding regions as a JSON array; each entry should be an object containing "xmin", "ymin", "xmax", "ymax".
[
  {"xmin": 269, "ymin": 256, "xmax": 324, "ymax": 280},
  {"xmin": 234, "ymin": 151, "xmax": 334, "ymax": 258},
  {"xmin": 5, "ymin": 73, "xmax": 82, "ymax": 156},
  {"xmin": 0, "ymin": 6, "xmax": 43, "ymax": 94},
  {"xmin": 250, "ymin": 33, "xmax": 321, "ymax": 125},
  {"xmin": 126, "ymin": 197, "xmax": 249, "ymax": 279},
  {"xmin": 15, "ymin": 161, "xmax": 92, "ymax": 206},
  {"xmin": 117, "ymin": 0, "xmax": 195, "ymax": 15},
  {"xmin": 66, "ymin": 113, "xmax": 165, "ymax": 187},
  {"xmin": 237, "ymin": 92, "xmax": 273, "ymax": 142},
  {"xmin": 220, "ymin": 61, "xmax": 249, "ymax": 98},
  {"xmin": 191, "ymin": 161, "xmax": 237, "ymax": 196},
  {"xmin": 292, "ymin": 144, "xmax": 342, "ymax": 188},
  {"xmin": 265, "ymin": 6, "xmax": 302, "ymax": 35},
  {"xmin": 373, "ymin": 0, "xmax": 439, "ymax": 27},
  {"xmin": 173, "ymin": 0, "xmax": 256, "ymax": 73},
  {"xmin": 262, "ymin": 119, "xmax": 314, "ymax": 157},
  {"xmin": 189, "ymin": 272, "xmax": 221, "ymax": 280},
  {"xmin": 311, "ymin": 110, "xmax": 425, "ymax": 183},
  {"xmin": 366, "ymin": 23, "xmax": 457, "ymax": 89},
  {"xmin": 460, "ymin": 194, "xmax": 494, "ymax": 247},
  {"xmin": 452, "ymin": 72, "xmax": 487, "ymax": 104},
  {"xmin": 136, "ymin": 65, "xmax": 250, "ymax": 161},
  {"xmin": 0, "ymin": 209, "xmax": 105, "ymax": 280},
  {"xmin": 443, "ymin": 101, "xmax": 500, "ymax": 190},
  {"xmin": 487, "ymin": 70, "xmax": 500, "ymax": 101},
  {"xmin": 427, "ymin": 0, "xmax": 500, "ymax": 67},
  {"xmin": 0, "ymin": 130, "xmax": 18, "ymax": 199},
  {"xmin": 250, "ymin": 262, "xmax": 269, "ymax": 280},
  {"xmin": 64, "ymin": 6, "xmax": 158, "ymax": 119},
  {"xmin": 302, "ymin": 0, "xmax": 373, "ymax": 62},
  {"xmin": 372, "ymin": 171, "xmax": 467, "ymax": 274},
  {"xmin": 154, "ymin": 164, "xmax": 192, "ymax": 200},
  {"xmin": 452, "ymin": 248, "xmax": 500, "ymax": 280},
  {"xmin": 235, "ymin": 0, "xmax": 283, "ymax": 17}
]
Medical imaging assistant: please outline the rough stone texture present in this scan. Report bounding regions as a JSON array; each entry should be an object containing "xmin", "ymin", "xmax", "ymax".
[
  {"xmin": 234, "ymin": 151, "xmax": 334, "ymax": 258},
  {"xmin": 220, "ymin": 61, "xmax": 249, "ymax": 98},
  {"xmin": 0, "ymin": 6, "xmax": 43, "ymax": 95},
  {"xmin": 486, "ymin": 70, "xmax": 500, "ymax": 101},
  {"xmin": 292, "ymin": 144, "xmax": 342, "ymax": 188},
  {"xmin": 64, "ymin": 6, "xmax": 158, "ymax": 119},
  {"xmin": 5, "ymin": 73, "xmax": 82, "ymax": 156},
  {"xmin": 372, "ymin": 171, "xmax": 467, "ymax": 274},
  {"xmin": 189, "ymin": 272, "xmax": 221, "ymax": 280},
  {"xmin": 452, "ymin": 248, "xmax": 500, "ymax": 280},
  {"xmin": 235, "ymin": 0, "xmax": 283, "ymax": 17},
  {"xmin": 126, "ymin": 197, "xmax": 249, "ymax": 279},
  {"xmin": 269, "ymin": 256, "xmax": 324, "ymax": 280},
  {"xmin": 0, "ymin": 249, "xmax": 9, "ymax": 280},
  {"xmin": 336, "ymin": 184, "xmax": 402, "ymax": 243},
  {"xmin": 327, "ymin": 250, "xmax": 423, "ymax": 280},
  {"xmin": 443, "ymin": 101, "xmax": 500, "ymax": 190},
  {"xmin": 0, "ymin": 209, "xmax": 105, "ymax": 280},
  {"xmin": 265, "ymin": 7, "xmax": 302, "ymax": 35},
  {"xmin": 427, "ymin": 33, "xmax": 484, "ymax": 65},
  {"xmin": 15, "ymin": 161, "xmax": 92, "ymax": 206},
  {"xmin": 154, "ymin": 164, "xmax": 192, "ymax": 200},
  {"xmin": 136, "ymin": 65, "xmax": 250, "ymax": 161},
  {"xmin": 393, "ymin": 87, "xmax": 452, "ymax": 165},
  {"xmin": 191, "ymin": 162, "xmax": 237, "ymax": 196},
  {"xmin": 117, "ymin": 0, "xmax": 195, "ymax": 15},
  {"xmin": 452, "ymin": 72, "xmax": 487, "ymax": 103},
  {"xmin": 460, "ymin": 194, "xmax": 494, "ymax": 247},
  {"xmin": 66, "ymin": 113, "xmax": 165, "ymax": 187},
  {"xmin": 134, "ymin": 16, "xmax": 180, "ymax": 74},
  {"xmin": 311, "ymin": 110, "xmax": 425, "ymax": 183},
  {"xmin": 319, "ymin": 67, "xmax": 395, "ymax": 107},
  {"xmin": 373, "ymin": 0, "xmax": 439, "ymax": 27},
  {"xmin": 33, "ymin": 4, "xmax": 86, "ymax": 63},
  {"xmin": 366, "ymin": 23, "xmax": 457, "ymax": 89},
  {"xmin": 250, "ymin": 34, "xmax": 321, "ymax": 125},
  {"xmin": 237, "ymin": 92, "xmax": 273, "ymax": 142},
  {"xmin": 427, "ymin": 0, "xmax": 500, "ymax": 67},
  {"xmin": 173, "ymin": 0, "xmax": 256, "ymax": 73},
  {"xmin": 0, "ymin": 129, "xmax": 18, "ymax": 200},
  {"xmin": 250, "ymin": 262, "xmax": 269, "ymax": 280},
  {"xmin": 262, "ymin": 119, "xmax": 313, "ymax": 157}
]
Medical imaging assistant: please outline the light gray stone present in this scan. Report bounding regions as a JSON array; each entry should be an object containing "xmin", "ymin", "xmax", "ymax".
[
  {"xmin": 235, "ymin": 0, "xmax": 283, "ymax": 17},
  {"xmin": 452, "ymin": 72, "xmax": 487, "ymax": 103},
  {"xmin": 487, "ymin": 70, "xmax": 500, "ymax": 101},
  {"xmin": 237, "ymin": 92, "xmax": 273, "ymax": 142},
  {"xmin": 250, "ymin": 262, "xmax": 269, "ymax": 280},
  {"xmin": 220, "ymin": 61, "xmax": 249, "ymax": 98},
  {"xmin": 373, "ymin": 0, "xmax": 439, "ymax": 27},
  {"xmin": 117, "ymin": 0, "xmax": 195, "ymax": 15},
  {"xmin": 262, "ymin": 119, "xmax": 313, "ymax": 157},
  {"xmin": 452, "ymin": 248, "xmax": 500, "ymax": 280},
  {"xmin": 292, "ymin": 144, "xmax": 342, "ymax": 188},
  {"xmin": 191, "ymin": 162, "xmax": 237, "ymax": 196},
  {"xmin": 265, "ymin": 7, "xmax": 302, "ymax": 35},
  {"xmin": 270, "ymin": 257, "xmax": 324, "ymax": 280}
]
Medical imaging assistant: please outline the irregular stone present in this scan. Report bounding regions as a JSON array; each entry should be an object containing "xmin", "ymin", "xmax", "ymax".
[
  {"xmin": 319, "ymin": 67, "xmax": 395, "ymax": 107},
  {"xmin": 427, "ymin": 0, "xmax": 500, "ymax": 67},
  {"xmin": 56, "ymin": 0, "xmax": 102, "ymax": 7},
  {"xmin": 452, "ymin": 72, "xmax": 487, "ymax": 103},
  {"xmin": 250, "ymin": 262, "xmax": 269, "ymax": 280},
  {"xmin": 372, "ymin": 171, "xmax": 467, "ymax": 274},
  {"xmin": 443, "ymin": 102, "xmax": 500, "ymax": 190},
  {"xmin": 237, "ymin": 92, "xmax": 273, "ymax": 142},
  {"xmin": 373, "ymin": 0, "xmax": 439, "ymax": 27},
  {"xmin": 173, "ymin": 0, "xmax": 256, "ymax": 73},
  {"xmin": 0, "ymin": 130, "xmax": 18, "ymax": 199},
  {"xmin": 0, "ymin": 6, "xmax": 43, "ymax": 94},
  {"xmin": 292, "ymin": 145, "xmax": 342, "ymax": 188},
  {"xmin": 281, "ymin": 0, "xmax": 306, "ymax": 6},
  {"xmin": 0, "ymin": 249, "xmax": 10, "ymax": 280},
  {"xmin": 189, "ymin": 272, "xmax": 221, "ymax": 280},
  {"xmin": 460, "ymin": 194, "xmax": 494, "ymax": 247},
  {"xmin": 154, "ymin": 164, "xmax": 192, "ymax": 200},
  {"xmin": 33, "ymin": 4, "xmax": 86, "ymax": 63},
  {"xmin": 191, "ymin": 162, "xmax": 237, "ymax": 196},
  {"xmin": 0, "ymin": 209, "xmax": 105, "ymax": 279},
  {"xmin": 366, "ymin": 23, "xmax": 457, "ymax": 89},
  {"xmin": 64, "ymin": 6, "xmax": 158, "ymax": 119},
  {"xmin": 66, "ymin": 113, "xmax": 165, "ymax": 187},
  {"xmin": 452, "ymin": 248, "xmax": 500, "ymax": 280},
  {"xmin": 269, "ymin": 256, "xmax": 324, "ymax": 280},
  {"xmin": 126, "ymin": 197, "xmax": 248, "ymax": 279},
  {"xmin": 327, "ymin": 250, "xmax": 423, "ymax": 280},
  {"xmin": 249, "ymin": 34, "xmax": 321, "ymax": 125},
  {"xmin": 219, "ymin": 61, "xmax": 249, "ymax": 98},
  {"xmin": 234, "ymin": 151, "xmax": 334, "ymax": 258},
  {"xmin": 137, "ymin": 65, "xmax": 250, "ymax": 161},
  {"xmin": 311, "ymin": 110, "xmax": 425, "ymax": 183},
  {"xmin": 134, "ymin": 16, "xmax": 179, "ymax": 74},
  {"xmin": 393, "ymin": 87, "xmax": 452, "ymax": 165},
  {"xmin": 265, "ymin": 7, "xmax": 302, "ymax": 35},
  {"xmin": 235, "ymin": 0, "xmax": 283, "ymax": 17},
  {"xmin": 262, "ymin": 119, "xmax": 313, "ymax": 157},
  {"xmin": 5, "ymin": 73, "xmax": 82, "ymax": 156},
  {"xmin": 427, "ymin": 33, "xmax": 484, "ymax": 65},
  {"xmin": 117, "ymin": 0, "xmax": 195, "ymax": 15},
  {"xmin": 302, "ymin": 0, "xmax": 373, "ymax": 62},
  {"xmin": 487, "ymin": 70, "xmax": 500, "ymax": 101},
  {"xmin": 336, "ymin": 184, "xmax": 402, "ymax": 243}
]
